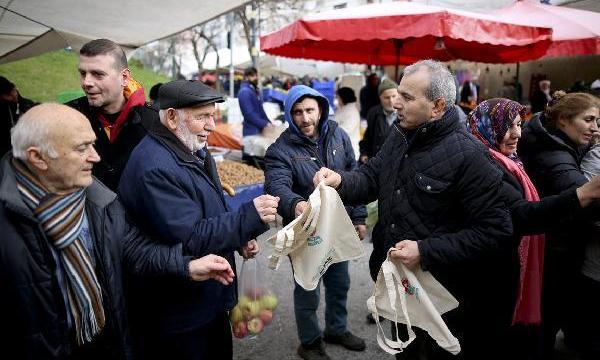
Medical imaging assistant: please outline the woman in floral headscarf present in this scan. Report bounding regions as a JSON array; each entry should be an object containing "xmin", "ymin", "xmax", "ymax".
[{"xmin": 468, "ymin": 98, "xmax": 600, "ymax": 358}]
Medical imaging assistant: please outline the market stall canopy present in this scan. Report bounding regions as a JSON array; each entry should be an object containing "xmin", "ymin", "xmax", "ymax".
[
  {"xmin": 493, "ymin": 0, "xmax": 600, "ymax": 58},
  {"xmin": 260, "ymin": 0, "xmax": 553, "ymax": 65},
  {"xmin": 0, "ymin": 0, "xmax": 250, "ymax": 64}
]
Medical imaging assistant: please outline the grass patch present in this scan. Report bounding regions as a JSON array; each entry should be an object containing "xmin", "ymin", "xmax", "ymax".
[{"xmin": 0, "ymin": 49, "xmax": 171, "ymax": 103}]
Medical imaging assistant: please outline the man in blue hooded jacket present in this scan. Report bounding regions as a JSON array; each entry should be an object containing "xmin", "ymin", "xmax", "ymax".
[{"xmin": 264, "ymin": 85, "xmax": 367, "ymax": 360}]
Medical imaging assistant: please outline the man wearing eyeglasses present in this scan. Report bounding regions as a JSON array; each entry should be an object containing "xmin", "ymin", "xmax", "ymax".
[{"xmin": 118, "ymin": 80, "xmax": 279, "ymax": 359}]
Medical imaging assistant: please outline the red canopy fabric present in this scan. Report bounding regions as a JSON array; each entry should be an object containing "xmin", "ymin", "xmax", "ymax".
[
  {"xmin": 260, "ymin": 1, "xmax": 552, "ymax": 65},
  {"xmin": 494, "ymin": 0, "xmax": 600, "ymax": 58}
]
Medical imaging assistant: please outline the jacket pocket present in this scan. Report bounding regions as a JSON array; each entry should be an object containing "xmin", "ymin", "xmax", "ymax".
[
  {"xmin": 412, "ymin": 172, "xmax": 451, "ymax": 215},
  {"xmin": 414, "ymin": 172, "xmax": 450, "ymax": 194}
]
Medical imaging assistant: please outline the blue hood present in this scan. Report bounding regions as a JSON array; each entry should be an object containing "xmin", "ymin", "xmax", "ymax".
[{"xmin": 284, "ymin": 85, "xmax": 330, "ymax": 138}]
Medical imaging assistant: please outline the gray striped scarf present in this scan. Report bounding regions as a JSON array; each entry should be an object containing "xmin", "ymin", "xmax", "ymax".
[{"xmin": 12, "ymin": 158, "xmax": 105, "ymax": 345}]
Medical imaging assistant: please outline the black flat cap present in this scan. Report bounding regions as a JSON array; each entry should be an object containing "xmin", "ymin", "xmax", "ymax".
[{"xmin": 158, "ymin": 80, "xmax": 224, "ymax": 109}]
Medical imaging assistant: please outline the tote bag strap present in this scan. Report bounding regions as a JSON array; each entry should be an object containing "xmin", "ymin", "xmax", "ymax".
[
  {"xmin": 367, "ymin": 256, "xmax": 416, "ymax": 355},
  {"xmin": 301, "ymin": 183, "xmax": 323, "ymax": 235},
  {"xmin": 268, "ymin": 230, "xmax": 288, "ymax": 270}
]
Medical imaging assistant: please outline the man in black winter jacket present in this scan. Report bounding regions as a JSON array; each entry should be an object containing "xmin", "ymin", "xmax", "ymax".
[
  {"xmin": 315, "ymin": 60, "xmax": 515, "ymax": 360},
  {"xmin": 0, "ymin": 103, "xmax": 235, "ymax": 359},
  {"xmin": 68, "ymin": 38, "xmax": 157, "ymax": 191},
  {"xmin": 0, "ymin": 76, "xmax": 36, "ymax": 157},
  {"xmin": 358, "ymin": 78, "xmax": 398, "ymax": 164}
]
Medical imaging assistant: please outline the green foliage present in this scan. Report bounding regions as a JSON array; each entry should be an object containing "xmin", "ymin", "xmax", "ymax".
[{"xmin": 0, "ymin": 49, "xmax": 171, "ymax": 103}]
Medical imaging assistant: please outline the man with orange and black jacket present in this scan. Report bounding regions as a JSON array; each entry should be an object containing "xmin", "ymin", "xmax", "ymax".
[{"xmin": 67, "ymin": 38, "xmax": 158, "ymax": 191}]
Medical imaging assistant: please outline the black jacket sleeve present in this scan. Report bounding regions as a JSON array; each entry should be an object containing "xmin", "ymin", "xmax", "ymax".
[
  {"xmin": 338, "ymin": 126, "xmax": 398, "ymax": 205},
  {"xmin": 341, "ymin": 129, "xmax": 367, "ymax": 224},
  {"xmin": 498, "ymin": 166, "xmax": 582, "ymax": 236},
  {"xmin": 111, "ymin": 199, "xmax": 192, "ymax": 279},
  {"xmin": 338, "ymin": 153, "xmax": 381, "ymax": 206}
]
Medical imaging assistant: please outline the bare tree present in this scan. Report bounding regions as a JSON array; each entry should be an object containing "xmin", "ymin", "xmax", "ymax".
[
  {"xmin": 235, "ymin": 0, "xmax": 305, "ymax": 66},
  {"xmin": 167, "ymin": 36, "xmax": 188, "ymax": 79},
  {"xmin": 133, "ymin": 43, "xmax": 169, "ymax": 76},
  {"xmin": 188, "ymin": 17, "xmax": 226, "ymax": 74}
]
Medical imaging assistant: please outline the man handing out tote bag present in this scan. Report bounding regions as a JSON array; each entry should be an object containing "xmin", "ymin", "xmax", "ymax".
[{"xmin": 267, "ymin": 182, "xmax": 364, "ymax": 290}]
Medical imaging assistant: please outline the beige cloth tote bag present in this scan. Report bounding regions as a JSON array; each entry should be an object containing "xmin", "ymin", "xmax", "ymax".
[
  {"xmin": 367, "ymin": 249, "xmax": 461, "ymax": 355},
  {"xmin": 266, "ymin": 182, "xmax": 364, "ymax": 290}
]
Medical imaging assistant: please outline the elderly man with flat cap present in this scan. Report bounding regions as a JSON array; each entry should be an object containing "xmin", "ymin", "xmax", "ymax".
[
  {"xmin": 0, "ymin": 103, "xmax": 236, "ymax": 359},
  {"xmin": 118, "ymin": 80, "xmax": 279, "ymax": 359}
]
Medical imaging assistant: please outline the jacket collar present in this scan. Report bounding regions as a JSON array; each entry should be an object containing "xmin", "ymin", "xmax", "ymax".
[
  {"xmin": 0, "ymin": 153, "xmax": 30, "ymax": 216},
  {"xmin": 85, "ymin": 180, "xmax": 117, "ymax": 208},
  {"xmin": 148, "ymin": 121, "xmax": 201, "ymax": 165},
  {"xmin": 528, "ymin": 113, "xmax": 583, "ymax": 159},
  {"xmin": 240, "ymin": 81, "xmax": 257, "ymax": 93},
  {"xmin": 147, "ymin": 120, "xmax": 223, "ymax": 195},
  {"xmin": 395, "ymin": 105, "xmax": 460, "ymax": 147},
  {"xmin": 76, "ymin": 96, "xmax": 145, "ymax": 127}
]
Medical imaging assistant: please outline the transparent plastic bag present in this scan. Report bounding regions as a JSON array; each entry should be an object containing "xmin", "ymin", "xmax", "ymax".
[{"xmin": 230, "ymin": 258, "xmax": 278, "ymax": 339}]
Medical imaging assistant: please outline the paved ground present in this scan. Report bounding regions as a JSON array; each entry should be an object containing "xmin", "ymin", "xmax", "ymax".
[
  {"xmin": 232, "ymin": 239, "xmax": 581, "ymax": 360},
  {"xmin": 233, "ymin": 240, "xmax": 390, "ymax": 360}
]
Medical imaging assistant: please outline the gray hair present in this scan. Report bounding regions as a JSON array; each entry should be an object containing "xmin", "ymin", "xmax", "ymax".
[
  {"xmin": 11, "ymin": 111, "xmax": 58, "ymax": 160},
  {"xmin": 403, "ymin": 60, "xmax": 456, "ymax": 110}
]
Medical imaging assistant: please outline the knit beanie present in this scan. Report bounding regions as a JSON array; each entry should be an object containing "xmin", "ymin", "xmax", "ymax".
[{"xmin": 378, "ymin": 78, "xmax": 398, "ymax": 96}]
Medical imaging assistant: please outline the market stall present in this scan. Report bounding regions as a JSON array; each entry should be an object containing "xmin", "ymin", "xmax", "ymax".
[{"xmin": 213, "ymin": 155, "xmax": 266, "ymax": 211}]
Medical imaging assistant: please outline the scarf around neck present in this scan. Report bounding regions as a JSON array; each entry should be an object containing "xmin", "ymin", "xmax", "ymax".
[
  {"xmin": 489, "ymin": 149, "xmax": 545, "ymax": 325},
  {"xmin": 11, "ymin": 158, "xmax": 105, "ymax": 344}
]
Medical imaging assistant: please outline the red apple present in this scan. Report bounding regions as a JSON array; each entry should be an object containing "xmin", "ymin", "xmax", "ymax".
[
  {"xmin": 259, "ymin": 309, "xmax": 273, "ymax": 325},
  {"xmin": 247, "ymin": 318, "xmax": 264, "ymax": 335},
  {"xmin": 232, "ymin": 321, "xmax": 248, "ymax": 338}
]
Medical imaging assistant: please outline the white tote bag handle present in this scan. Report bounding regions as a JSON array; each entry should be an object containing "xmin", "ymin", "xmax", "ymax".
[
  {"xmin": 301, "ymin": 182, "xmax": 323, "ymax": 235},
  {"xmin": 367, "ymin": 258, "xmax": 417, "ymax": 354}
]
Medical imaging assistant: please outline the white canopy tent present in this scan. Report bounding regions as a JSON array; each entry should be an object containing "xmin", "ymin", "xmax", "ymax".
[{"xmin": 0, "ymin": 0, "xmax": 250, "ymax": 64}]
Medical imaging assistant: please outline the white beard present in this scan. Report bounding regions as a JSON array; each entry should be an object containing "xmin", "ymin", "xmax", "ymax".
[{"xmin": 176, "ymin": 120, "xmax": 205, "ymax": 152}]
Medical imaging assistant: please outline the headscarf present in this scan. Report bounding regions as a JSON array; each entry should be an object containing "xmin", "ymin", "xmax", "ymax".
[
  {"xmin": 468, "ymin": 98, "xmax": 544, "ymax": 326},
  {"xmin": 467, "ymin": 98, "xmax": 526, "ymax": 161}
]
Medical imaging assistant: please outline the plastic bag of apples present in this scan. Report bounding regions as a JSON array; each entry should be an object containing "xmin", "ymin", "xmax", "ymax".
[{"xmin": 230, "ymin": 258, "xmax": 278, "ymax": 339}]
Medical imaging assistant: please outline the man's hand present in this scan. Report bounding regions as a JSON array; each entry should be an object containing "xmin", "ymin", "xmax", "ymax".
[
  {"xmin": 313, "ymin": 167, "xmax": 342, "ymax": 189},
  {"xmin": 188, "ymin": 254, "xmax": 235, "ymax": 284},
  {"xmin": 359, "ymin": 155, "xmax": 369, "ymax": 165},
  {"xmin": 355, "ymin": 224, "xmax": 367, "ymax": 240},
  {"xmin": 241, "ymin": 239, "xmax": 260, "ymax": 259},
  {"xmin": 390, "ymin": 240, "xmax": 421, "ymax": 270},
  {"xmin": 576, "ymin": 175, "xmax": 600, "ymax": 207},
  {"xmin": 253, "ymin": 195, "xmax": 279, "ymax": 223},
  {"xmin": 295, "ymin": 201, "xmax": 308, "ymax": 218}
]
